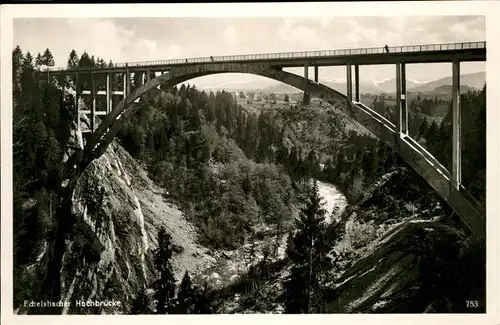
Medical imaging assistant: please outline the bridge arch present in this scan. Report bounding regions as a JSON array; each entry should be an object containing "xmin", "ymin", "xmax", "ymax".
[
  {"xmin": 64, "ymin": 64, "xmax": 347, "ymax": 179},
  {"xmin": 63, "ymin": 62, "xmax": 484, "ymax": 237}
]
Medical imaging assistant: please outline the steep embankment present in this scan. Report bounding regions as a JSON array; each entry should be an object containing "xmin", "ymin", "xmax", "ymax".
[
  {"xmin": 214, "ymin": 167, "xmax": 484, "ymax": 314},
  {"xmin": 59, "ymin": 137, "xmax": 216, "ymax": 314},
  {"xmin": 47, "ymin": 94, "xmax": 216, "ymax": 314},
  {"xmin": 324, "ymin": 168, "xmax": 485, "ymax": 313}
]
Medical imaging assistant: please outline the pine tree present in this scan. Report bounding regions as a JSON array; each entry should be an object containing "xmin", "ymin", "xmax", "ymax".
[
  {"xmin": 78, "ymin": 51, "xmax": 93, "ymax": 68},
  {"xmin": 419, "ymin": 118, "xmax": 429, "ymax": 140},
  {"xmin": 152, "ymin": 227, "xmax": 177, "ymax": 314},
  {"xmin": 67, "ymin": 49, "xmax": 79, "ymax": 69},
  {"xmin": 283, "ymin": 180, "xmax": 330, "ymax": 313},
  {"xmin": 193, "ymin": 281, "xmax": 213, "ymax": 314},
  {"xmin": 24, "ymin": 52, "xmax": 34, "ymax": 69},
  {"xmin": 130, "ymin": 287, "xmax": 153, "ymax": 314},
  {"xmin": 13, "ymin": 46, "xmax": 24, "ymax": 120},
  {"xmin": 175, "ymin": 271, "xmax": 197, "ymax": 313},
  {"xmin": 35, "ymin": 53, "xmax": 44, "ymax": 69},
  {"xmin": 306, "ymin": 150, "xmax": 319, "ymax": 177},
  {"xmin": 42, "ymin": 48, "xmax": 55, "ymax": 66}
]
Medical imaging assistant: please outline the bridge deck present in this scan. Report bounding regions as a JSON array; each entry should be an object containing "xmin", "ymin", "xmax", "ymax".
[{"xmin": 46, "ymin": 41, "xmax": 486, "ymax": 74}]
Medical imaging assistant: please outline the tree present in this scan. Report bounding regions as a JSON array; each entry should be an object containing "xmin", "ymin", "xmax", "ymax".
[
  {"xmin": 67, "ymin": 49, "xmax": 79, "ymax": 69},
  {"xmin": 24, "ymin": 51, "xmax": 34, "ymax": 69},
  {"xmin": 42, "ymin": 48, "xmax": 55, "ymax": 66},
  {"xmin": 12, "ymin": 46, "xmax": 24, "ymax": 119},
  {"xmin": 193, "ymin": 281, "xmax": 214, "ymax": 314},
  {"xmin": 130, "ymin": 287, "xmax": 153, "ymax": 314},
  {"xmin": 306, "ymin": 150, "xmax": 320, "ymax": 177},
  {"xmin": 283, "ymin": 180, "xmax": 330, "ymax": 313},
  {"xmin": 175, "ymin": 271, "xmax": 197, "ymax": 313},
  {"xmin": 78, "ymin": 51, "xmax": 93, "ymax": 68},
  {"xmin": 35, "ymin": 53, "xmax": 44, "ymax": 69},
  {"xmin": 152, "ymin": 227, "xmax": 177, "ymax": 314},
  {"xmin": 284, "ymin": 94, "xmax": 290, "ymax": 103}
]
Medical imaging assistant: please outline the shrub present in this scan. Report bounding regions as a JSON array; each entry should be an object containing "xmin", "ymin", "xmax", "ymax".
[{"xmin": 344, "ymin": 219, "xmax": 378, "ymax": 250}]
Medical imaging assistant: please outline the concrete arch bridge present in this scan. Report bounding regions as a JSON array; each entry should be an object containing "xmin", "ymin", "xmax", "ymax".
[{"xmin": 45, "ymin": 41, "xmax": 486, "ymax": 237}]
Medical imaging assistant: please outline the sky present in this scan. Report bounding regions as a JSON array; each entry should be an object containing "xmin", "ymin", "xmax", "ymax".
[{"xmin": 13, "ymin": 16, "xmax": 486, "ymax": 88}]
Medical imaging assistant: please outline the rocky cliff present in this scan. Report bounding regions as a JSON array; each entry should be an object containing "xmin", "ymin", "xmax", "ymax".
[
  {"xmin": 54, "ymin": 97, "xmax": 216, "ymax": 314},
  {"xmin": 324, "ymin": 168, "xmax": 486, "ymax": 313}
]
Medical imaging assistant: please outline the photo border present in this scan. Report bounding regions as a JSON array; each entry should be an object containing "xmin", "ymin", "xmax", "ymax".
[{"xmin": 1, "ymin": 2, "xmax": 499, "ymax": 325}]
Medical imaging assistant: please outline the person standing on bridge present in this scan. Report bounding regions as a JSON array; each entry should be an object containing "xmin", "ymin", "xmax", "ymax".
[{"xmin": 384, "ymin": 44, "xmax": 389, "ymax": 53}]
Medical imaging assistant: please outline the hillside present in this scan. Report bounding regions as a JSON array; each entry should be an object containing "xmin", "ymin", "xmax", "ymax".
[
  {"xmin": 260, "ymin": 71, "xmax": 485, "ymax": 96},
  {"xmin": 408, "ymin": 71, "xmax": 485, "ymax": 93},
  {"xmin": 413, "ymin": 84, "xmax": 476, "ymax": 96}
]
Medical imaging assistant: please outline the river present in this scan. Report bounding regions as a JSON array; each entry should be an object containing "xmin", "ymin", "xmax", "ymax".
[
  {"xmin": 317, "ymin": 181, "xmax": 348, "ymax": 223},
  {"xmin": 196, "ymin": 181, "xmax": 348, "ymax": 289}
]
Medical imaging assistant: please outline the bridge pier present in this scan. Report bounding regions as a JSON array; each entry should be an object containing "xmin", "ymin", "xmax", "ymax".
[
  {"xmin": 123, "ymin": 70, "xmax": 128, "ymax": 99},
  {"xmin": 91, "ymin": 72, "xmax": 96, "ymax": 133},
  {"xmin": 314, "ymin": 65, "xmax": 318, "ymax": 83},
  {"xmin": 401, "ymin": 63, "xmax": 408, "ymax": 134},
  {"xmin": 125, "ymin": 66, "xmax": 131, "ymax": 98},
  {"xmin": 106, "ymin": 73, "xmax": 111, "ymax": 114},
  {"xmin": 354, "ymin": 64, "xmax": 360, "ymax": 102},
  {"xmin": 75, "ymin": 72, "xmax": 80, "ymax": 131},
  {"xmin": 346, "ymin": 63, "xmax": 352, "ymax": 105},
  {"xmin": 303, "ymin": 63, "xmax": 310, "ymax": 105},
  {"xmin": 395, "ymin": 62, "xmax": 408, "ymax": 135},
  {"xmin": 452, "ymin": 59, "xmax": 462, "ymax": 190}
]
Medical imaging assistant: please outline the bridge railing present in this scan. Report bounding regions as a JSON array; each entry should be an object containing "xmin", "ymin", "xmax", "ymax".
[{"xmin": 45, "ymin": 41, "xmax": 485, "ymax": 72}]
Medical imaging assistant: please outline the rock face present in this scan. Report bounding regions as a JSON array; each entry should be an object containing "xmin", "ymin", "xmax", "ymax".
[
  {"xmin": 56, "ymin": 101, "xmax": 215, "ymax": 314},
  {"xmin": 324, "ymin": 169, "xmax": 486, "ymax": 313}
]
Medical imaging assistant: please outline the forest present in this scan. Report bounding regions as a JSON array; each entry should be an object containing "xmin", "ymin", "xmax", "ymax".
[{"xmin": 12, "ymin": 45, "xmax": 486, "ymax": 314}]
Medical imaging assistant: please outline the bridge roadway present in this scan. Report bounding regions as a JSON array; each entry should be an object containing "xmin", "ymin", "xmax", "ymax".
[
  {"xmin": 47, "ymin": 41, "xmax": 486, "ymax": 73},
  {"xmin": 45, "ymin": 41, "xmax": 486, "ymax": 238}
]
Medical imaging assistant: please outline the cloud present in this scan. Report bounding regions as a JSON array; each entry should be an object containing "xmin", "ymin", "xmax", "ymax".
[
  {"xmin": 277, "ymin": 18, "xmax": 327, "ymax": 49},
  {"xmin": 223, "ymin": 25, "xmax": 237, "ymax": 42},
  {"xmin": 13, "ymin": 16, "xmax": 485, "ymax": 83},
  {"xmin": 320, "ymin": 17, "xmax": 332, "ymax": 29},
  {"xmin": 14, "ymin": 18, "xmax": 184, "ymax": 66},
  {"xmin": 165, "ymin": 44, "xmax": 183, "ymax": 58}
]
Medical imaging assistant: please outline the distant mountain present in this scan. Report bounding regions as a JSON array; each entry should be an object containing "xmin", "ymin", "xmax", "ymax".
[
  {"xmin": 264, "ymin": 83, "xmax": 302, "ymax": 94},
  {"xmin": 199, "ymin": 71, "xmax": 486, "ymax": 96},
  {"xmin": 265, "ymin": 80, "xmax": 387, "ymax": 95},
  {"xmin": 374, "ymin": 78, "xmax": 423, "ymax": 94},
  {"xmin": 414, "ymin": 84, "xmax": 477, "ymax": 96},
  {"xmin": 194, "ymin": 79, "xmax": 278, "ymax": 92},
  {"xmin": 319, "ymin": 71, "xmax": 485, "ymax": 95},
  {"xmin": 408, "ymin": 71, "xmax": 485, "ymax": 93}
]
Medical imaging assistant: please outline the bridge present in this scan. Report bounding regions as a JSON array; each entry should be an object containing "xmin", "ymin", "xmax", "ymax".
[{"xmin": 43, "ymin": 41, "xmax": 486, "ymax": 238}]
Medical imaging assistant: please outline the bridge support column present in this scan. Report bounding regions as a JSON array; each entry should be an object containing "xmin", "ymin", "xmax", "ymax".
[
  {"xmin": 346, "ymin": 63, "xmax": 352, "ymax": 105},
  {"xmin": 314, "ymin": 66, "xmax": 318, "ymax": 83},
  {"xmin": 401, "ymin": 63, "xmax": 408, "ymax": 134},
  {"xmin": 106, "ymin": 73, "xmax": 111, "ymax": 114},
  {"xmin": 91, "ymin": 72, "xmax": 96, "ymax": 133},
  {"xmin": 452, "ymin": 59, "xmax": 462, "ymax": 190},
  {"xmin": 396, "ymin": 62, "xmax": 401, "ymax": 133},
  {"xmin": 395, "ymin": 62, "xmax": 408, "ymax": 135},
  {"xmin": 125, "ymin": 65, "xmax": 130, "ymax": 98},
  {"xmin": 75, "ymin": 72, "xmax": 80, "ymax": 131},
  {"xmin": 123, "ymin": 71, "xmax": 128, "ymax": 99},
  {"xmin": 303, "ymin": 63, "xmax": 310, "ymax": 105},
  {"xmin": 109, "ymin": 73, "xmax": 113, "ymax": 114},
  {"xmin": 354, "ymin": 64, "xmax": 360, "ymax": 102},
  {"xmin": 138, "ymin": 71, "xmax": 144, "ymax": 85}
]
